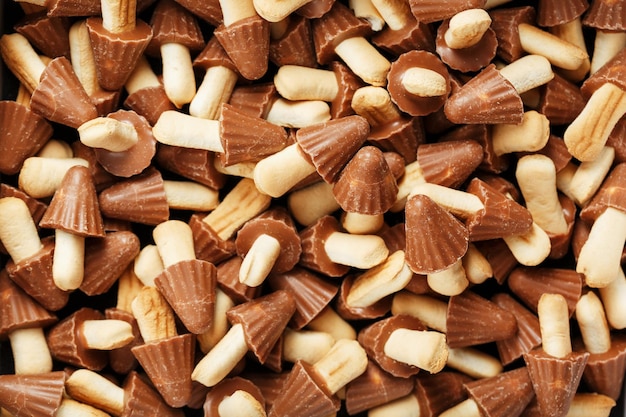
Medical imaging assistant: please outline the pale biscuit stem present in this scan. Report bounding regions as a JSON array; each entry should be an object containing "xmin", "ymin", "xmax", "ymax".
[
  {"xmin": 576, "ymin": 207, "xmax": 626, "ymax": 288},
  {"xmin": 538, "ymin": 293, "xmax": 572, "ymax": 358},
  {"xmin": 492, "ymin": 110, "xmax": 550, "ymax": 155},
  {"xmin": 568, "ymin": 146, "xmax": 614, "ymax": 206},
  {"xmin": 349, "ymin": 0, "xmax": 385, "ymax": 31},
  {"xmin": 152, "ymin": 110, "xmax": 224, "ymax": 152},
  {"xmin": 160, "ymin": 43, "xmax": 196, "ymax": 108},
  {"xmin": 9, "ymin": 328, "xmax": 52, "ymax": 375},
  {"xmin": 391, "ymin": 291, "xmax": 448, "ymax": 333},
  {"xmin": 462, "ymin": 243, "xmax": 493, "ymax": 285},
  {"xmin": 0, "ymin": 33, "xmax": 46, "ymax": 93},
  {"xmin": 125, "ymin": 55, "xmax": 161, "ymax": 94},
  {"xmin": 282, "ymin": 328, "xmax": 335, "ymax": 364},
  {"xmin": 519, "ymin": 23, "xmax": 588, "ymax": 70},
  {"xmin": 220, "ymin": 0, "xmax": 257, "ymax": 26},
  {"xmin": 306, "ymin": 306, "xmax": 357, "ymax": 341},
  {"xmin": 218, "ymin": 390, "xmax": 266, "ymax": 417},
  {"xmin": 116, "ymin": 265, "xmax": 144, "ymax": 312},
  {"xmin": 15, "ymin": 83, "xmax": 32, "ymax": 108},
  {"xmin": 312, "ymin": 339, "xmax": 368, "ymax": 394},
  {"xmin": 334, "ymin": 37, "xmax": 391, "ymax": 87},
  {"xmin": 133, "ymin": 244, "xmax": 164, "ymax": 287},
  {"xmin": 19, "ymin": 157, "xmax": 90, "ymax": 199},
  {"xmin": 351, "ymin": 86, "xmax": 402, "ymax": 127},
  {"xmin": 52, "ymin": 229, "xmax": 85, "ymax": 291},
  {"xmin": 346, "ymin": 250, "xmax": 413, "ymax": 308},
  {"xmin": 65, "ymin": 369, "xmax": 125, "ymax": 417},
  {"xmin": 370, "ymin": 0, "xmax": 411, "ymax": 30},
  {"xmin": 288, "ymin": 181, "xmax": 340, "ymax": 227},
  {"xmin": 131, "ymin": 286, "xmax": 178, "ymax": 342},
  {"xmin": 189, "ymin": 66, "xmax": 238, "ymax": 120},
  {"xmin": 409, "ymin": 182, "xmax": 484, "ymax": 220},
  {"xmin": 81, "ymin": 319, "xmax": 134, "ymax": 350},
  {"xmin": 274, "ymin": 65, "xmax": 339, "ymax": 102},
  {"xmin": 36, "ymin": 139, "xmax": 74, "ymax": 159},
  {"xmin": 567, "ymin": 393, "xmax": 616, "ymax": 417},
  {"xmin": 590, "ymin": 30, "xmax": 626, "ymax": 75},
  {"xmin": 368, "ymin": 394, "xmax": 419, "ymax": 417},
  {"xmin": 391, "ymin": 160, "xmax": 427, "ymax": 212},
  {"xmin": 55, "ymin": 399, "xmax": 110, "ymax": 417},
  {"xmin": 576, "ymin": 292, "xmax": 611, "ymax": 354},
  {"xmin": 253, "ymin": 143, "xmax": 317, "ymax": 198},
  {"xmin": 202, "ymin": 177, "xmax": 271, "ymax": 240},
  {"xmin": 446, "ymin": 347, "xmax": 503, "ymax": 379},
  {"xmin": 239, "ymin": 234, "xmax": 281, "ymax": 287},
  {"xmin": 78, "ymin": 117, "xmax": 139, "ymax": 152},
  {"xmin": 499, "ymin": 54, "xmax": 554, "ymax": 94},
  {"xmin": 439, "ymin": 398, "xmax": 482, "ymax": 417},
  {"xmin": 516, "ymin": 154, "xmax": 568, "ymax": 235},
  {"xmin": 197, "ymin": 288, "xmax": 235, "ymax": 353},
  {"xmin": 444, "ymin": 8, "xmax": 492, "ymax": 49},
  {"xmin": 101, "ymin": 0, "xmax": 136, "ymax": 33},
  {"xmin": 341, "ymin": 212, "xmax": 384, "ymax": 235},
  {"xmin": 265, "ymin": 98, "xmax": 331, "ymax": 128},
  {"xmin": 555, "ymin": 162, "xmax": 578, "ymax": 202},
  {"xmin": 385, "ymin": 328, "xmax": 448, "ymax": 373},
  {"xmin": 324, "ymin": 232, "xmax": 389, "ymax": 269},
  {"xmin": 69, "ymin": 21, "xmax": 100, "ymax": 96},
  {"xmin": 214, "ymin": 159, "xmax": 256, "ymax": 179},
  {"xmin": 153, "ymin": 220, "xmax": 196, "ymax": 267},
  {"xmin": 192, "ymin": 323, "xmax": 248, "ymax": 387},
  {"xmin": 427, "ymin": 259, "xmax": 469, "ymax": 297},
  {"xmin": 549, "ymin": 17, "xmax": 590, "ymax": 82},
  {"xmin": 401, "ymin": 67, "xmax": 447, "ymax": 97},
  {"xmin": 502, "ymin": 222, "xmax": 551, "ymax": 266},
  {"xmin": 0, "ymin": 197, "xmax": 43, "ymax": 264},
  {"xmin": 564, "ymin": 82, "xmax": 626, "ymax": 162},
  {"xmin": 162, "ymin": 180, "xmax": 220, "ymax": 212},
  {"xmin": 598, "ymin": 268, "xmax": 626, "ymax": 330}
]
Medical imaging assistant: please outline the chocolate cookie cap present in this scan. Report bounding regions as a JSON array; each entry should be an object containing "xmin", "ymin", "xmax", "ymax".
[
  {"xmin": 417, "ymin": 140, "xmax": 483, "ymax": 188},
  {"xmin": 124, "ymin": 85, "xmax": 177, "ymax": 126},
  {"xmin": 190, "ymin": 214, "xmax": 237, "ymax": 265},
  {"xmin": 465, "ymin": 367, "xmax": 535, "ymax": 417},
  {"xmin": 538, "ymin": 74, "xmax": 586, "ymax": 126},
  {"xmin": 414, "ymin": 371, "xmax": 472, "ymax": 416},
  {"xmin": 336, "ymin": 274, "xmax": 392, "ymax": 321},
  {"xmin": 330, "ymin": 61, "xmax": 362, "ymax": 119},
  {"xmin": 14, "ymin": 12, "xmax": 71, "ymax": 59},
  {"xmin": 228, "ymin": 83, "xmax": 277, "ymax": 118},
  {"xmin": 436, "ymin": 21, "xmax": 498, "ymax": 73},
  {"xmin": 580, "ymin": 335, "xmax": 626, "ymax": 400},
  {"xmin": 203, "ymin": 377, "xmax": 265, "ymax": 416},
  {"xmin": 368, "ymin": 116, "xmax": 424, "ymax": 164},
  {"xmin": 372, "ymin": 17, "xmax": 435, "ymax": 56},
  {"xmin": 0, "ymin": 372, "xmax": 66, "ymax": 417},
  {"xmin": 298, "ymin": 215, "xmax": 350, "ymax": 278},
  {"xmin": 148, "ymin": 0, "xmax": 204, "ymax": 54},
  {"xmin": 122, "ymin": 371, "xmax": 184, "ymax": 417},
  {"xmin": 408, "ymin": 0, "xmax": 487, "ymax": 23},
  {"xmin": 193, "ymin": 36, "xmax": 237, "ymax": 71},
  {"xmin": 269, "ymin": 15, "xmax": 317, "ymax": 68},
  {"xmin": 215, "ymin": 256, "xmax": 261, "ymax": 304},
  {"xmin": 489, "ymin": 6, "xmax": 536, "ymax": 63},
  {"xmin": 173, "ymin": 0, "xmax": 222, "ymax": 27},
  {"xmin": 582, "ymin": 0, "xmax": 626, "ymax": 30},
  {"xmin": 579, "ymin": 162, "xmax": 626, "ymax": 223},
  {"xmin": 105, "ymin": 308, "xmax": 142, "ymax": 375},
  {"xmin": 538, "ymin": 0, "xmax": 588, "ymax": 27}
]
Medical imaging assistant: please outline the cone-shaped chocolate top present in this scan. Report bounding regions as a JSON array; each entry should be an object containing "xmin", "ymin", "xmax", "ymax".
[
  {"xmin": 156, "ymin": 145, "xmax": 226, "ymax": 190},
  {"xmin": 580, "ymin": 334, "xmax": 626, "ymax": 401},
  {"xmin": 0, "ymin": 371, "xmax": 66, "ymax": 417},
  {"xmin": 446, "ymin": 290, "xmax": 518, "ymax": 348},
  {"xmin": 580, "ymin": 163, "xmax": 626, "ymax": 222},
  {"xmin": 582, "ymin": 0, "xmax": 625, "ymax": 30},
  {"xmin": 493, "ymin": 293, "xmax": 542, "ymax": 366},
  {"xmin": 269, "ymin": 15, "xmax": 317, "ymax": 69},
  {"xmin": 465, "ymin": 367, "xmax": 535, "ymax": 417},
  {"xmin": 0, "ymin": 183, "xmax": 48, "ymax": 225},
  {"xmin": 173, "ymin": 0, "xmax": 222, "ymax": 27},
  {"xmin": 149, "ymin": 0, "xmax": 204, "ymax": 50},
  {"xmin": 298, "ymin": 215, "xmax": 351, "ymax": 278},
  {"xmin": 193, "ymin": 36, "xmax": 237, "ymax": 71},
  {"xmin": 330, "ymin": 61, "xmax": 363, "ymax": 119},
  {"xmin": 215, "ymin": 256, "xmax": 262, "ymax": 303},
  {"xmin": 415, "ymin": 371, "xmax": 472, "ymax": 417},
  {"xmin": 417, "ymin": 140, "xmax": 483, "ymax": 188},
  {"xmin": 489, "ymin": 6, "xmax": 536, "ymax": 63},
  {"xmin": 538, "ymin": 75, "xmax": 586, "ymax": 126},
  {"xmin": 296, "ymin": 115, "xmax": 370, "ymax": 184},
  {"xmin": 226, "ymin": 290, "xmax": 296, "ymax": 364},
  {"xmin": 408, "ymin": 0, "xmax": 487, "ymax": 23},
  {"xmin": 581, "ymin": 48, "xmax": 626, "ymax": 98},
  {"xmin": 333, "ymin": 146, "xmax": 398, "ymax": 215},
  {"xmin": 405, "ymin": 194, "xmax": 469, "ymax": 275},
  {"xmin": 228, "ymin": 82, "xmax": 277, "ymax": 119},
  {"xmin": 538, "ymin": 0, "xmax": 588, "ymax": 27},
  {"xmin": 106, "ymin": 307, "xmax": 142, "ymax": 375},
  {"xmin": 15, "ymin": 12, "xmax": 71, "ymax": 59},
  {"xmin": 122, "ymin": 371, "xmax": 184, "ymax": 417},
  {"xmin": 39, "ymin": 165, "xmax": 105, "ymax": 237}
]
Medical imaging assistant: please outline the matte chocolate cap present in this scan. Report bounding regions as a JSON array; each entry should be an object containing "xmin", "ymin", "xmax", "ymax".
[
  {"xmin": 580, "ymin": 163, "xmax": 626, "ymax": 223},
  {"xmin": 538, "ymin": 74, "xmax": 586, "ymax": 126},
  {"xmin": 203, "ymin": 377, "xmax": 265, "ymax": 416},
  {"xmin": 414, "ymin": 371, "xmax": 472, "ymax": 417},
  {"xmin": 214, "ymin": 16, "xmax": 269, "ymax": 81},
  {"xmin": 14, "ymin": 12, "xmax": 71, "ymax": 59},
  {"xmin": 190, "ymin": 214, "xmax": 237, "ymax": 265},
  {"xmin": 215, "ymin": 255, "xmax": 261, "ymax": 304},
  {"xmin": 0, "ymin": 372, "xmax": 66, "ymax": 417},
  {"xmin": 298, "ymin": 215, "xmax": 350, "ymax": 278},
  {"xmin": 436, "ymin": 22, "xmax": 497, "ymax": 73},
  {"xmin": 122, "ymin": 371, "xmax": 184, "ymax": 417},
  {"xmin": 149, "ymin": 0, "xmax": 204, "ymax": 51},
  {"xmin": 582, "ymin": 0, "xmax": 625, "ymax": 30},
  {"xmin": 156, "ymin": 144, "xmax": 226, "ymax": 190},
  {"xmin": 465, "ymin": 367, "xmax": 535, "ymax": 417},
  {"xmin": 270, "ymin": 15, "xmax": 317, "ymax": 69},
  {"xmin": 489, "ymin": 6, "xmax": 536, "ymax": 63},
  {"xmin": 582, "ymin": 335, "xmax": 626, "ymax": 400},
  {"xmin": 417, "ymin": 140, "xmax": 483, "ymax": 188},
  {"xmin": 124, "ymin": 85, "xmax": 177, "ymax": 126},
  {"xmin": 105, "ymin": 308, "xmax": 142, "ymax": 375},
  {"xmin": 538, "ymin": 0, "xmax": 588, "ymax": 27}
]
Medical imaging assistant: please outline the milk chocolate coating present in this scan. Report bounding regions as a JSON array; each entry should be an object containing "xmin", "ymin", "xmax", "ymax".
[
  {"xmin": 122, "ymin": 371, "xmax": 184, "ymax": 417},
  {"xmin": 373, "ymin": 16, "xmax": 435, "ymax": 56},
  {"xmin": 296, "ymin": 0, "xmax": 335, "ymax": 19},
  {"xmin": 580, "ymin": 163, "xmax": 626, "ymax": 223},
  {"xmin": 203, "ymin": 377, "xmax": 265, "ymax": 416},
  {"xmin": 436, "ymin": 21, "xmax": 498, "ymax": 73},
  {"xmin": 336, "ymin": 273, "xmax": 392, "ymax": 321},
  {"xmin": 299, "ymin": 215, "xmax": 351, "ymax": 278},
  {"xmin": 547, "ymin": 194, "xmax": 576, "ymax": 260},
  {"xmin": 415, "ymin": 371, "xmax": 472, "ymax": 417},
  {"xmin": 473, "ymin": 239, "xmax": 518, "ymax": 285},
  {"xmin": 269, "ymin": 15, "xmax": 317, "ymax": 68},
  {"xmin": 149, "ymin": 0, "xmax": 204, "ymax": 52},
  {"xmin": 14, "ymin": 12, "xmax": 71, "ymax": 59},
  {"xmin": 71, "ymin": 141, "xmax": 118, "ymax": 192},
  {"xmin": 520, "ymin": 135, "xmax": 572, "ymax": 173},
  {"xmin": 580, "ymin": 335, "xmax": 626, "ymax": 401},
  {"xmin": 440, "ymin": 124, "xmax": 509, "ymax": 174},
  {"xmin": 330, "ymin": 61, "xmax": 362, "ymax": 119},
  {"xmin": 244, "ymin": 371, "xmax": 290, "ymax": 412},
  {"xmin": 368, "ymin": 116, "xmax": 424, "ymax": 164},
  {"xmin": 228, "ymin": 82, "xmax": 277, "ymax": 119},
  {"xmin": 489, "ymin": 6, "xmax": 536, "ymax": 63},
  {"xmin": 446, "ymin": 290, "xmax": 518, "ymax": 348},
  {"xmin": 417, "ymin": 140, "xmax": 483, "ymax": 188},
  {"xmin": 193, "ymin": 36, "xmax": 237, "ymax": 71},
  {"xmin": 0, "ymin": 101, "xmax": 53, "ymax": 175},
  {"xmin": 46, "ymin": 0, "xmax": 101, "ymax": 17},
  {"xmin": 538, "ymin": 74, "xmax": 586, "ymax": 126},
  {"xmin": 388, "ymin": 50, "xmax": 450, "ymax": 117},
  {"xmin": 173, "ymin": 0, "xmax": 222, "ymax": 27},
  {"xmin": 608, "ymin": 118, "xmax": 626, "ymax": 164},
  {"xmin": 216, "ymin": 256, "xmax": 262, "ymax": 303},
  {"xmin": 105, "ymin": 308, "xmax": 142, "ymax": 375},
  {"xmin": 124, "ymin": 86, "xmax": 177, "ymax": 126},
  {"xmin": 0, "ymin": 184, "xmax": 48, "ymax": 226},
  {"xmin": 190, "ymin": 214, "xmax": 237, "ymax": 265},
  {"xmin": 582, "ymin": 0, "xmax": 625, "ymax": 30},
  {"xmin": 358, "ymin": 314, "xmax": 426, "ymax": 378},
  {"xmin": 538, "ymin": 0, "xmax": 588, "ymax": 27},
  {"xmin": 0, "ymin": 372, "xmax": 66, "ymax": 417},
  {"xmin": 465, "ymin": 367, "xmax": 535, "ymax": 417},
  {"xmin": 261, "ymin": 332, "xmax": 284, "ymax": 373},
  {"xmin": 408, "ymin": 0, "xmax": 487, "ymax": 23},
  {"xmin": 156, "ymin": 144, "xmax": 226, "ymax": 190}
]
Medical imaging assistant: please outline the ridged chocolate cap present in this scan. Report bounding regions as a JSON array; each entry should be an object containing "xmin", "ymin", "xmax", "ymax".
[
  {"xmin": 156, "ymin": 145, "xmax": 226, "ymax": 190},
  {"xmin": 269, "ymin": 15, "xmax": 317, "ymax": 68},
  {"xmin": 492, "ymin": 293, "xmax": 542, "ymax": 366},
  {"xmin": 580, "ymin": 163, "xmax": 626, "ymax": 223},
  {"xmin": 538, "ymin": 0, "xmax": 588, "ymax": 27},
  {"xmin": 489, "ymin": 6, "xmax": 536, "ymax": 63},
  {"xmin": 0, "ymin": 183, "xmax": 48, "ymax": 225},
  {"xmin": 190, "ymin": 215, "xmax": 237, "ymax": 265},
  {"xmin": 417, "ymin": 140, "xmax": 483, "ymax": 188},
  {"xmin": 507, "ymin": 267, "xmax": 582, "ymax": 317},
  {"xmin": 444, "ymin": 64, "xmax": 523, "ymax": 124},
  {"xmin": 267, "ymin": 267, "xmax": 338, "ymax": 329},
  {"xmin": 299, "ymin": 215, "xmax": 350, "ymax": 278},
  {"xmin": 296, "ymin": 0, "xmax": 334, "ymax": 18},
  {"xmin": 226, "ymin": 290, "xmax": 296, "ymax": 364},
  {"xmin": 131, "ymin": 333, "xmax": 196, "ymax": 408},
  {"xmin": 105, "ymin": 308, "xmax": 142, "ymax": 375},
  {"xmin": 465, "ymin": 367, "xmax": 535, "ymax": 417},
  {"xmin": 537, "ymin": 74, "xmax": 586, "ymax": 126},
  {"xmin": 46, "ymin": 0, "xmax": 100, "ymax": 16},
  {"xmin": 439, "ymin": 124, "xmax": 509, "ymax": 175},
  {"xmin": 446, "ymin": 290, "xmax": 518, "ymax": 348},
  {"xmin": 358, "ymin": 314, "xmax": 426, "ymax": 378},
  {"xmin": 296, "ymin": 115, "xmax": 370, "ymax": 184},
  {"xmin": 473, "ymin": 239, "xmax": 518, "ymax": 285},
  {"xmin": 0, "ymin": 372, "xmax": 66, "ymax": 417},
  {"xmin": 228, "ymin": 83, "xmax": 277, "ymax": 118},
  {"xmin": 333, "ymin": 146, "xmax": 398, "ymax": 215},
  {"xmin": 70, "ymin": 141, "xmax": 117, "ymax": 191},
  {"xmin": 330, "ymin": 61, "xmax": 362, "ymax": 119},
  {"xmin": 154, "ymin": 259, "xmax": 216, "ymax": 334},
  {"xmin": 214, "ymin": 15, "xmax": 269, "ymax": 81},
  {"xmin": 0, "ymin": 101, "xmax": 52, "ymax": 175},
  {"xmin": 521, "ymin": 135, "xmax": 572, "ymax": 173},
  {"xmin": 30, "ymin": 57, "xmax": 98, "ymax": 129},
  {"xmin": 39, "ymin": 165, "xmax": 104, "ymax": 237},
  {"xmin": 414, "ymin": 371, "xmax": 472, "ymax": 417},
  {"xmin": 405, "ymin": 194, "xmax": 469, "ymax": 275},
  {"xmin": 192, "ymin": 36, "xmax": 236, "ymax": 71},
  {"xmin": 607, "ymin": 118, "xmax": 626, "ymax": 164},
  {"xmin": 14, "ymin": 12, "xmax": 71, "ymax": 58},
  {"xmin": 173, "ymin": 0, "xmax": 222, "ymax": 27},
  {"xmin": 465, "ymin": 177, "xmax": 533, "ymax": 241},
  {"xmin": 336, "ymin": 273, "xmax": 392, "ymax": 321},
  {"xmin": 203, "ymin": 377, "xmax": 265, "ymax": 416},
  {"xmin": 124, "ymin": 85, "xmax": 177, "ymax": 126},
  {"xmin": 548, "ymin": 194, "xmax": 576, "ymax": 260},
  {"xmin": 149, "ymin": 0, "xmax": 204, "ymax": 51},
  {"xmin": 244, "ymin": 371, "xmax": 290, "ymax": 411},
  {"xmin": 345, "ymin": 360, "xmax": 415, "ymax": 415},
  {"xmin": 122, "ymin": 371, "xmax": 184, "ymax": 417},
  {"xmin": 436, "ymin": 22, "xmax": 498, "ymax": 73},
  {"xmin": 98, "ymin": 167, "xmax": 169, "ymax": 225},
  {"xmin": 215, "ymin": 256, "xmax": 261, "ymax": 303},
  {"xmin": 581, "ymin": 335, "xmax": 626, "ymax": 400},
  {"xmin": 582, "ymin": 0, "xmax": 625, "ymax": 30},
  {"xmin": 368, "ymin": 116, "xmax": 424, "ymax": 164},
  {"xmin": 373, "ymin": 17, "xmax": 435, "ymax": 56},
  {"xmin": 582, "ymin": 49, "xmax": 626, "ymax": 98},
  {"xmin": 408, "ymin": 0, "xmax": 487, "ymax": 23},
  {"xmin": 523, "ymin": 349, "xmax": 590, "ymax": 417},
  {"xmin": 46, "ymin": 307, "xmax": 108, "ymax": 370}
]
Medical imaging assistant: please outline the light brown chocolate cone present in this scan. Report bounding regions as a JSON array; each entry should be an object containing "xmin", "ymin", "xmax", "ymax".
[
  {"xmin": 193, "ymin": 36, "xmax": 237, "ymax": 71},
  {"xmin": 523, "ymin": 349, "xmax": 590, "ymax": 417},
  {"xmin": 98, "ymin": 167, "xmax": 169, "ymax": 225},
  {"xmin": 0, "ymin": 101, "xmax": 53, "ymax": 175},
  {"xmin": 0, "ymin": 371, "xmax": 66, "ymax": 417},
  {"xmin": 580, "ymin": 335, "xmax": 626, "ymax": 400},
  {"xmin": 156, "ymin": 145, "xmax": 226, "ymax": 190},
  {"xmin": 330, "ymin": 61, "xmax": 362, "ymax": 119},
  {"xmin": 269, "ymin": 15, "xmax": 317, "ymax": 68},
  {"xmin": 579, "ymin": 163, "xmax": 626, "ymax": 223},
  {"xmin": 581, "ymin": 49, "xmax": 626, "ymax": 98},
  {"xmin": 369, "ymin": 116, "xmax": 424, "ymax": 164},
  {"xmin": 155, "ymin": 259, "xmax": 216, "ymax": 334},
  {"xmin": 131, "ymin": 333, "xmax": 196, "ymax": 408},
  {"xmin": 415, "ymin": 371, "xmax": 472, "ymax": 417},
  {"xmin": 474, "ymin": 239, "xmax": 518, "ymax": 285},
  {"xmin": 296, "ymin": 115, "xmax": 370, "ymax": 184},
  {"xmin": 405, "ymin": 194, "xmax": 469, "ymax": 275},
  {"xmin": 465, "ymin": 367, "xmax": 535, "ymax": 417},
  {"xmin": 226, "ymin": 290, "xmax": 296, "ymax": 364},
  {"xmin": 372, "ymin": 17, "xmax": 435, "ymax": 56},
  {"xmin": 297, "ymin": 0, "xmax": 334, "ymax": 18},
  {"xmin": 14, "ymin": 12, "xmax": 71, "ymax": 59},
  {"xmin": 417, "ymin": 140, "xmax": 483, "ymax": 188},
  {"xmin": 173, "ymin": 0, "xmax": 222, "ymax": 27},
  {"xmin": 444, "ymin": 64, "xmax": 523, "ymax": 124},
  {"xmin": 489, "ymin": 6, "xmax": 536, "ymax": 63},
  {"xmin": 441, "ymin": 124, "xmax": 508, "ymax": 174},
  {"xmin": 333, "ymin": 146, "xmax": 398, "ymax": 215},
  {"xmin": 214, "ymin": 16, "xmax": 269, "ymax": 81},
  {"xmin": 436, "ymin": 22, "xmax": 497, "ymax": 73},
  {"xmin": 124, "ymin": 86, "xmax": 177, "ymax": 126},
  {"xmin": 446, "ymin": 290, "xmax": 518, "ymax": 348},
  {"xmin": 122, "ymin": 371, "xmax": 184, "ymax": 417},
  {"xmin": 46, "ymin": 0, "xmax": 100, "ymax": 17},
  {"xmin": 219, "ymin": 103, "xmax": 289, "ymax": 166},
  {"xmin": 203, "ymin": 377, "xmax": 265, "ymax": 416},
  {"xmin": 106, "ymin": 308, "xmax": 143, "ymax": 375},
  {"xmin": 524, "ymin": 135, "xmax": 572, "ymax": 173},
  {"xmin": 507, "ymin": 267, "xmax": 582, "ymax": 317},
  {"xmin": 493, "ymin": 293, "xmax": 542, "ymax": 366},
  {"xmin": 40, "ymin": 165, "xmax": 104, "ymax": 237},
  {"xmin": 345, "ymin": 360, "xmax": 415, "ymax": 415},
  {"xmin": 538, "ymin": 74, "xmax": 586, "ymax": 126},
  {"xmin": 81, "ymin": 231, "xmax": 141, "ymax": 295},
  {"xmin": 582, "ymin": 0, "xmax": 626, "ymax": 30},
  {"xmin": 149, "ymin": 0, "xmax": 204, "ymax": 54},
  {"xmin": 607, "ymin": 119, "xmax": 626, "ymax": 163},
  {"xmin": 299, "ymin": 215, "xmax": 351, "ymax": 278},
  {"xmin": 70, "ymin": 141, "xmax": 118, "ymax": 191},
  {"xmin": 259, "ymin": 333, "xmax": 283, "ymax": 372},
  {"xmin": 244, "ymin": 371, "xmax": 290, "ymax": 411},
  {"xmin": 538, "ymin": 0, "xmax": 588, "ymax": 27},
  {"xmin": 228, "ymin": 82, "xmax": 277, "ymax": 118},
  {"xmin": 30, "ymin": 57, "xmax": 98, "ymax": 129},
  {"xmin": 408, "ymin": 0, "xmax": 487, "ymax": 23},
  {"xmin": 190, "ymin": 215, "xmax": 237, "ymax": 265},
  {"xmin": 216, "ymin": 256, "xmax": 261, "ymax": 303}
]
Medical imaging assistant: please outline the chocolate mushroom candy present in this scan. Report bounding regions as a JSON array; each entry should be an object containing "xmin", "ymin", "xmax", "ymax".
[
  {"xmin": 64, "ymin": 369, "xmax": 126, "ymax": 416},
  {"xmin": 148, "ymin": 0, "xmax": 204, "ymax": 108},
  {"xmin": 192, "ymin": 290, "xmax": 296, "ymax": 388},
  {"xmin": 78, "ymin": 114, "xmax": 139, "ymax": 152},
  {"xmin": 203, "ymin": 377, "xmax": 266, "ymax": 417},
  {"xmin": 18, "ymin": 156, "xmax": 89, "ymax": 199},
  {"xmin": 253, "ymin": 115, "xmax": 370, "ymax": 198},
  {"xmin": 0, "ymin": 372, "xmax": 66, "ymax": 417},
  {"xmin": 582, "ymin": 0, "xmax": 626, "ymax": 74}
]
